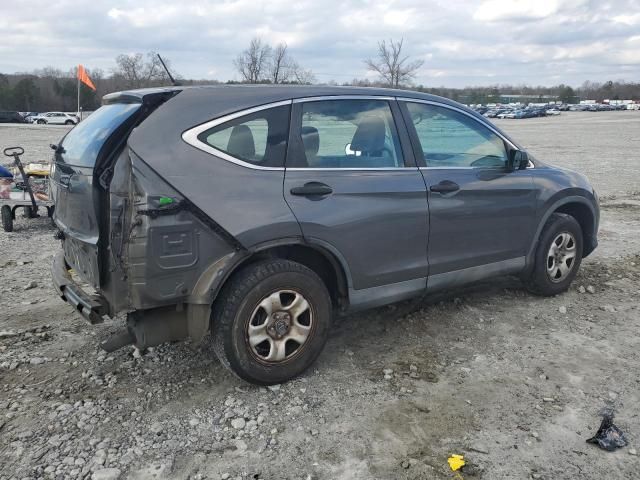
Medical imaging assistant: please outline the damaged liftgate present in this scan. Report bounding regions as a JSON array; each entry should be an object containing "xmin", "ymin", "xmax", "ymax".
[
  {"xmin": 51, "ymin": 90, "xmax": 248, "ymax": 354},
  {"xmin": 55, "ymin": 149, "xmax": 248, "ymax": 353}
]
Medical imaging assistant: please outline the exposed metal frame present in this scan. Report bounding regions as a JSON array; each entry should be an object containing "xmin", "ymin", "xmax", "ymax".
[{"xmin": 182, "ymin": 95, "xmax": 532, "ymax": 172}]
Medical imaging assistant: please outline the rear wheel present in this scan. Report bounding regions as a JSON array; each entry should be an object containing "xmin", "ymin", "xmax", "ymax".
[
  {"xmin": 526, "ymin": 213, "xmax": 583, "ymax": 296},
  {"xmin": 1, "ymin": 205, "xmax": 13, "ymax": 232},
  {"xmin": 37, "ymin": 119, "xmax": 46, "ymax": 125},
  {"xmin": 211, "ymin": 259, "xmax": 331, "ymax": 385}
]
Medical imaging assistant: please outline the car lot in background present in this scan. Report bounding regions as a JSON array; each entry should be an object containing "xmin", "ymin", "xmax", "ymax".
[
  {"xmin": 0, "ymin": 111, "xmax": 26, "ymax": 123},
  {"xmin": 472, "ymin": 101, "xmax": 639, "ymax": 118},
  {"xmin": 30, "ymin": 111, "xmax": 79, "ymax": 125},
  {"xmin": 21, "ymin": 112, "xmax": 40, "ymax": 123}
]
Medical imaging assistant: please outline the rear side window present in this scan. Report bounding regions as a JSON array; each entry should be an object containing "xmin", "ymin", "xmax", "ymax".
[
  {"xmin": 197, "ymin": 105, "xmax": 290, "ymax": 168},
  {"xmin": 405, "ymin": 102, "xmax": 507, "ymax": 168},
  {"xmin": 60, "ymin": 103, "xmax": 140, "ymax": 167}
]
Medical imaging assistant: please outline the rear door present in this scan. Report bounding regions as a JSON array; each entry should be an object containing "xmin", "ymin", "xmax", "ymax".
[
  {"xmin": 51, "ymin": 102, "xmax": 141, "ymax": 287},
  {"xmin": 283, "ymin": 97, "xmax": 429, "ymax": 306},
  {"xmin": 399, "ymin": 100, "xmax": 536, "ymax": 282}
]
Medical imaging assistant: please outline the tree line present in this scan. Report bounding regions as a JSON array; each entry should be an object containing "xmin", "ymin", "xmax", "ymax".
[{"xmin": 1, "ymin": 39, "xmax": 639, "ymax": 113}]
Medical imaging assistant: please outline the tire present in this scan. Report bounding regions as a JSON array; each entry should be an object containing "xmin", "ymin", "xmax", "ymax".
[
  {"xmin": 65, "ymin": 120, "xmax": 74, "ymax": 125},
  {"xmin": 526, "ymin": 213, "xmax": 583, "ymax": 296},
  {"xmin": 37, "ymin": 119, "xmax": 46, "ymax": 125},
  {"xmin": 1, "ymin": 205, "xmax": 13, "ymax": 232},
  {"xmin": 211, "ymin": 259, "xmax": 332, "ymax": 385}
]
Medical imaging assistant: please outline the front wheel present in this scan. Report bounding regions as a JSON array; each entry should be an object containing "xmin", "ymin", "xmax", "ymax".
[
  {"xmin": 37, "ymin": 119, "xmax": 46, "ymax": 125},
  {"xmin": 526, "ymin": 213, "xmax": 583, "ymax": 296},
  {"xmin": 65, "ymin": 120, "xmax": 74, "ymax": 125},
  {"xmin": 211, "ymin": 259, "xmax": 331, "ymax": 385}
]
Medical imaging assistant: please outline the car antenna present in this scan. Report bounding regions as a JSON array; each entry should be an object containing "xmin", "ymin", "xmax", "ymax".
[{"xmin": 157, "ymin": 53, "xmax": 180, "ymax": 86}]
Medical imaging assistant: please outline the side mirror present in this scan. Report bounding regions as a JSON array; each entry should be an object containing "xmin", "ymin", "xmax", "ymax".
[{"xmin": 508, "ymin": 150, "xmax": 528, "ymax": 171}]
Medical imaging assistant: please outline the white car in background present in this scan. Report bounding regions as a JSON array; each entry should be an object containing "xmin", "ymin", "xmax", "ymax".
[
  {"xmin": 31, "ymin": 112, "xmax": 79, "ymax": 125},
  {"xmin": 546, "ymin": 109, "xmax": 561, "ymax": 116}
]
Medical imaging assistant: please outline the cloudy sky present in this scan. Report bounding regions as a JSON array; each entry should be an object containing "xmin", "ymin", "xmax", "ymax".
[{"xmin": 1, "ymin": 0, "xmax": 639, "ymax": 87}]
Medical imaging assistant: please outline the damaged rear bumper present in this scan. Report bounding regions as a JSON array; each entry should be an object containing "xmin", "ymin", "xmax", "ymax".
[{"xmin": 51, "ymin": 250, "xmax": 107, "ymax": 324}]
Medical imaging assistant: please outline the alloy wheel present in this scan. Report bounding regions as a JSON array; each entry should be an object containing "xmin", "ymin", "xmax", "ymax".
[{"xmin": 546, "ymin": 232, "xmax": 577, "ymax": 283}]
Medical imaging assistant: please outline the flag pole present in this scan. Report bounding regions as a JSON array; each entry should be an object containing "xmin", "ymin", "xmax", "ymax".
[{"xmin": 77, "ymin": 66, "xmax": 80, "ymax": 120}]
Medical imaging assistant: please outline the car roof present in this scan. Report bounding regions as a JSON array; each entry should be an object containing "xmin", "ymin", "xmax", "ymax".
[
  {"xmin": 123, "ymin": 84, "xmax": 522, "ymax": 152},
  {"xmin": 104, "ymin": 84, "xmax": 463, "ymax": 110}
]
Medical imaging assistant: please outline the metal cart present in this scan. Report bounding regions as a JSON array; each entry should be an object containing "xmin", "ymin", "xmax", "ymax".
[{"xmin": 1, "ymin": 147, "xmax": 54, "ymax": 232}]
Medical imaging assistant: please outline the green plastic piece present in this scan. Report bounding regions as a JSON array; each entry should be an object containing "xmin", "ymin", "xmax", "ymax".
[{"xmin": 159, "ymin": 196, "xmax": 175, "ymax": 206}]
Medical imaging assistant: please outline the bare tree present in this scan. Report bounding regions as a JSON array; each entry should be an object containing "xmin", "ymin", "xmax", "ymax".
[
  {"xmin": 234, "ymin": 38, "xmax": 314, "ymax": 84},
  {"xmin": 113, "ymin": 52, "xmax": 171, "ymax": 88},
  {"xmin": 365, "ymin": 39, "xmax": 424, "ymax": 88},
  {"xmin": 234, "ymin": 38, "xmax": 272, "ymax": 83},
  {"xmin": 269, "ymin": 43, "xmax": 292, "ymax": 84},
  {"xmin": 290, "ymin": 61, "xmax": 315, "ymax": 85}
]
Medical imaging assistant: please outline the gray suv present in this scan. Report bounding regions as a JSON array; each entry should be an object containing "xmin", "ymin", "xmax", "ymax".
[{"xmin": 51, "ymin": 86, "xmax": 599, "ymax": 384}]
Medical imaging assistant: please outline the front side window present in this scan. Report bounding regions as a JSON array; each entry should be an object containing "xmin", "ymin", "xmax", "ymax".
[
  {"xmin": 198, "ymin": 105, "xmax": 290, "ymax": 168},
  {"xmin": 405, "ymin": 102, "xmax": 507, "ymax": 168},
  {"xmin": 297, "ymin": 100, "xmax": 404, "ymax": 168}
]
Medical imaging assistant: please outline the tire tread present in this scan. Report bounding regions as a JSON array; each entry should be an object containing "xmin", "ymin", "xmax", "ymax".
[
  {"xmin": 526, "ymin": 212, "xmax": 583, "ymax": 296},
  {"xmin": 211, "ymin": 258, "xmax": 329, "ymax": 384}
]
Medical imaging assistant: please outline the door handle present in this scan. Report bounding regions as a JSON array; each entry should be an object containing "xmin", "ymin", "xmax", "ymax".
[
  {"xmin": 290, "ymin": 182, "xmax": 333, "ymax": 196},
  {"xmin": 430, "ymin": 181, "xmax": 460, "ymax": 193}
]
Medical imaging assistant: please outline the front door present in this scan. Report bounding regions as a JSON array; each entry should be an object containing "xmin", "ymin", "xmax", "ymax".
[
  {"xmin": 400, "ymin": 100, "xmax": 537, "ymax": 281},
  {"xmin": 283, "ymin": 98, "xmax": 429, "ymax": 307}
]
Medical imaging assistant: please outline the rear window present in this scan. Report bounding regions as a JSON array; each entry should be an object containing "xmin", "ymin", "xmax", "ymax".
[{"xmin": 59, "ymin": 103, "xmax": 140, "ymax": 167}]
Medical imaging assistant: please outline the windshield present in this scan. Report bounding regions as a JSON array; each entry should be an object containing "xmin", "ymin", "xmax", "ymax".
[{"xmin": 59, "ymin": 103, "xmax": 140, "ymax": 167}]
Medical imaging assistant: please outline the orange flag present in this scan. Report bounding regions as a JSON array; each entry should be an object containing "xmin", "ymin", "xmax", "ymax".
[{"xmin": 77, "ymin": 64, "xmax": 96, "ymax": 91}]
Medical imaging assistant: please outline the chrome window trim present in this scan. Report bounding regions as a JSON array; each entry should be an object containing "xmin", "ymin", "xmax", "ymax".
[
  {"xmin": 287, "ymin": 167, "xmax": 419, "ymax": 172},
  {"xmin": 419, "ymin": 166, "xmax": 474, "ymax": 170},
  {"xmin": 395, "ymin": 97, "xmax": 520, "ymax": 152},
  {"xmin": 292, "ymin": 95, "xmax": 395, "ymax": 103},
  {"xmin": 181, "ymin": 95, "xmax": 530, "ymax": 172},
  {"xmin": 181, "ymin": 99, "xmax": 293, "ymax": 171}
]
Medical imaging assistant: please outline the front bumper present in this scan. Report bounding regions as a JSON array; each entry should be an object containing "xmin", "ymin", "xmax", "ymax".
[{"xmin": 51, "ymin": 250, "xmax": 107, "ymax": 324}]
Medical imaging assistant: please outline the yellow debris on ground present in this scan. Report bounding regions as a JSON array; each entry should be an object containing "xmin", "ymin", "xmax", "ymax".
[{"xmin": 448, "ymin": 453, "xmax": 466, "ymax": 471}]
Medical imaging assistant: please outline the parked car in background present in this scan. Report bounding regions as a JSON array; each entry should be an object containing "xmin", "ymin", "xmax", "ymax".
[
  {"xmin": 0, "ymin": 111, "xmax": 26, "ymax": 123},
  {"xmin": 50, "ymin": 85, "xmax": 600, "ymax": 384},
  {"xmin": 546, "ymin": 109, "xmax": 561, "ymax": 115},
  {"xmin": 31, "ymin": 112, "xmax": 79, "ymax": 125},
  {"xmin": 21, "ymin": 112, "xmax": 40, "ymax": 123}
]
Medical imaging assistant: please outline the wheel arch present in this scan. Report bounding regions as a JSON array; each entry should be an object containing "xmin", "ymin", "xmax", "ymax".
[
  {"xmin": 527, "ymin": 195, "xmax": 598, "ymax": 268},
  {"xmin": 228, "ymin": 240, "xmax": 350, "ymax": 310},
  {"xmin": 553, "ymin": 201, "xmax": 597, "ymax": 256},
  {"xmin": 186, "ymin": 238, "xmax": 351, "ymax": 344}
]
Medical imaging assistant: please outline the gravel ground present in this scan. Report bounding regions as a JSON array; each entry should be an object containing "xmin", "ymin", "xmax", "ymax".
[{"xmin": 1, "ymin": 113, "xmax": 639, "ymax": 480}]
